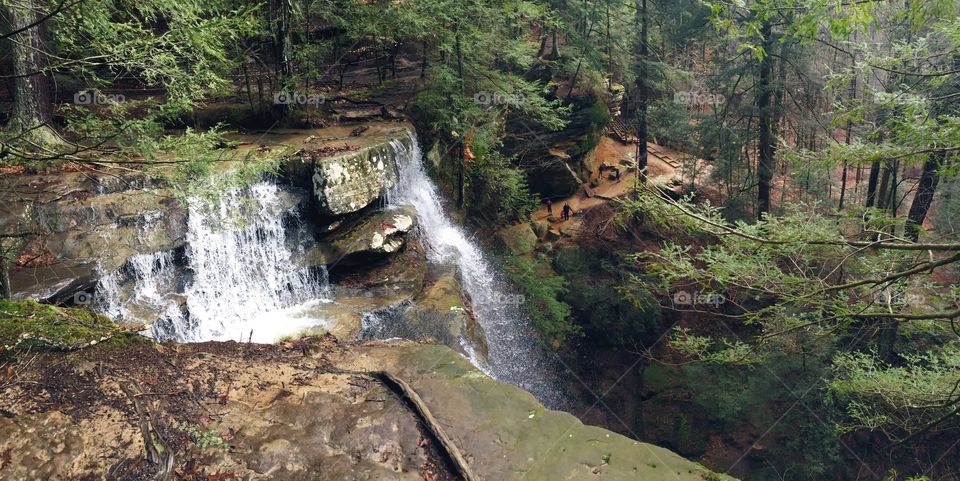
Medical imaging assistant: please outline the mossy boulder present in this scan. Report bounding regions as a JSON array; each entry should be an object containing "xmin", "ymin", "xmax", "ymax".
[
  {"xmin": 532, "ymin": 220, "xmax": 549, "ymax": 238},
  {"xmin": 495, "ymin": 223, "xmax": 538, "ymax": 255},
  {"xmin": 0, "ymin": 299, "xmax": 122, "ymax": 351}
]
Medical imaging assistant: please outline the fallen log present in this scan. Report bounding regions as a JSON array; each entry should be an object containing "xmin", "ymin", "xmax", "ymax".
[{"xmin": 375, "ymin": 372, "xmax": 481, "ymax": 481}]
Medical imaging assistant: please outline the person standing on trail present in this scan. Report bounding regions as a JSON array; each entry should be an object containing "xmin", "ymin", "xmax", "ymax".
[
  {"xmin": 562, "ymin": 202, "xmax": 571, "ymax": 221},
  {"xmin": 545, "ymin": 198, "xmax": 553, "ymax": 216}
]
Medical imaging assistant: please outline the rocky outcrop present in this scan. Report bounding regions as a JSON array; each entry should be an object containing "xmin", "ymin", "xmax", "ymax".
[
  {"xmin": 311, "ymin": 143, "xmax": 399, "ymax": 216},
  {"xmin": 1, "ymin": 169, "xmax": 186, "ymax": 302},
  {"xmin": 306, "ymin": 205, "xmax": 417, "ymax": 267},
  {"xmin": 345, "ymin": 343, "xmax": 737, "ymax": 481},
  {"xmin": 502, "ymin": 95, "xmax": 610, "ymax": 198},
  {"xmin": 281, "ymin": 124, "xmax": 413, "ymax": 217},
  {"xmin": 4, "ymin": 123, "xmax": 415, "ymax": 307},
  {"xmin": 0, "ymin": 327, "xmax": 735, "ymax": 481},
  {"xmin": 0, "ymin": 334, "xmax": 455, "ymax": 481}
]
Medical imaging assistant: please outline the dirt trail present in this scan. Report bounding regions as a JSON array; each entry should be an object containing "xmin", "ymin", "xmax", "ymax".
[{"xmin": 533, "ymin": 136, "xmax": 684, "ymax": 237}]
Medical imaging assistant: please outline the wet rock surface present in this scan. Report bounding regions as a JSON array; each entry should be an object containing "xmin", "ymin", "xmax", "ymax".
[
  {"xmin": 3, "ymin": 123, "xmax": 415, "ymax": 308},
  {"xmin": 307, "ymin": 205, "xmax": 417, "ymax": 268},
  {"xmin": 1, "ymin": 169, "xmax": 186, "ymax": 302}
]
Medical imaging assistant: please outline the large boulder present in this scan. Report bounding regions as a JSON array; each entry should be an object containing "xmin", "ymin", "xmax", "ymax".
[
  {"xmin": 495, "ymin": 223, "xmax": 538, "ymax": 255},
  {"xmin": 306, "ymin": 205, "xmax": 417, "ymax": 267},
  {"xmin": 311, "ymin": 138, "xmax": 406, "ymax": 216},
  {"xmin": 274, "ymin": 123, "xmax": 414, "ymax": 216}
]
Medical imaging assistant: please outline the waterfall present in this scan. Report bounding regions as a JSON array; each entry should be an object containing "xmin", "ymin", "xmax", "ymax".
[
  {"xmin": 96, "ymin": 250, "xmax": 186, "ymax": 339},
  {"xmin": 386, "ymin": 133, "xmax": 568, "ymax": 409},
  {"xmin": 95, "ymin": 133, "xmax": 567, "ymax": 407},
  {"xmin": 97, "ymin": 181, "xmax": 330, "ymax": 343}
]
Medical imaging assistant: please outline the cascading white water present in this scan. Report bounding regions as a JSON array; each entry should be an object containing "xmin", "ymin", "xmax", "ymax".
[
  {"xmin": 96, "ymin": 250, "xmax": 186, "ymax": 336},
  {"xmin": 386, "ymin": 133, "xmax": 568, "ymax": 408},
  {"xmin": 97, "ymin": 181, "xmax": 331, "ymax": 343},
  {"xmin": 182, "ymin": 182, "xmax": 329, "ymax": 341},
  {"xmin": 97, "ymin": 134, "xmax": 566, "ymax": 407}
]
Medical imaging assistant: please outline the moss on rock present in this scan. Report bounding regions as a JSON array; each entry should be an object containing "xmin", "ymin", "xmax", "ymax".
[
  {"xmin": 0, "ymin": 299, "xmax": 119, "ymax": 351},
  {"xmin": 495, "ymin": 223, "xmax": 538, "ymax": 255}
]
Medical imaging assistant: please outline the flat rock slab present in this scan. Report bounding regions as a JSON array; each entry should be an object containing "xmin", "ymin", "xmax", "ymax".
[
  {"xmin": 0, "ymin": 335, "xmax": 733, "ymax": 481},
  {"xmin": 0, "ymin": 337, "xmax": 454, "ymax": 481},
  {"xmin": 337, "ymin": 344, "xmax": 736, "ymax": 481}
]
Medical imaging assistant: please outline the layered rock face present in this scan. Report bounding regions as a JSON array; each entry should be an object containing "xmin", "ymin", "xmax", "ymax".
[
  {"xmin": 306, "ymin": 205, "xmax": 417, "ymax": 266},
  {"xmin": 280, "ymin": 123, "xmax": 412, "ymax": 217},
  {"xmin": 3, "ymin": 123, "xmax": 417, "ymax": 320},
  {"xmin": 1, "ymin": 169, "xmax": 186, "ymax": 303}
]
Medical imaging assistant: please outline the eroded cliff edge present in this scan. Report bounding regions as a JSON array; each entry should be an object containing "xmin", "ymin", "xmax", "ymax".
[{"xmin": 0, "ymin": 305, "xmax": 732, "ymax": 481}]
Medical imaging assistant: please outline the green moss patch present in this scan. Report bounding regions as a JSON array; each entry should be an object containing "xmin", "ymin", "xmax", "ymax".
[{"xmin": 0, "ymin": 300, "xmax": 119, "ymax": 352}]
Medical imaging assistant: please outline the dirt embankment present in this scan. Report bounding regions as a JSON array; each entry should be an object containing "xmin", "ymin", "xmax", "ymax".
[{"xmin": 0, "ymin": 332, "xmax": 459, "ymax": 481}]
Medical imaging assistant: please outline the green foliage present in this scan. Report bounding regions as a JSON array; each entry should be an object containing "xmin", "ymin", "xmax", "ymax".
[
  {"xmin": 648, "ymin": 99, "xmax": 695, "ymax": 151},
  {"xmin": 55, "ymin": 0, "xmax": 257, "ymax": 110},
  {"xmin": 675, "ymin": 345, "xmax": 843, "ymax": 480},
  {"xmin": 552, "ymin": 247, "xmax": 662, "ymax": 347},
  {"xmin": 177, "ymin": 422, "xmax": 230, "ymax": 451},
  {"xmin": 501, "ymin": 255, "xmax": 578, "ymax": 345},
  {"xmin": 466, "ymin": 152, "xmax": 538, "ymax": 224},
  {"xmin": 829, "ymin": 349, "xmax": 960, "ymax": 438},
  {"xmin": 621, "ymin": 181, "xmax": 959, "ymax": 476}
]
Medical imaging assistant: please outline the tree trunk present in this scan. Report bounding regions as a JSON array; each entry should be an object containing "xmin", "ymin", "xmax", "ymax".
[
  {"xmin": 838, "ymin": 75, "xmax": 856, "ymax": 210},
  {"xmin": 877, "ymin": 317, "xmax": 899, "ymax": 362},
  {"xmin": 633, "ymin": 0, "xmax": 649, "ymax": 188},
  {"xmin": 605, "ymin": 3, "xmax": 612, "ymax": 89},
  {"xmin": 905, "ymin": 153, "xmax": 942, "ymax": 241},
  {"xmin": 270, "ymin": 0, "xmax": 292, "ymax": 116},
  {"xmin": 876, "ymin": 163, "xmax": 891, "ymax": 211},
  {"xmin": 756, "ymin": 20, "xmax": 775, "ymax": 219},
  {"xmin": 3, "ymin": 0, "xmax": 60, "ymax": 148},
  {"xmin": 865, "ymin": 160, "xmax": 881, "ymax": 207},
  {"xmin": 889, "ymin": 160, "xmax": 899, "ymax": 217},
  {"xmin": 549, "ymin": 31, "xmax": 560, "ymax": 60},
  {"xmin": 0, "ymin": 259, "xmax": 10, "ymax": 300},
  {"xmin": 421, "ymin": 40, "xmax": 428, "ymax": 78},
  {"xmin": 454, "ymin": 26, "xmax": 465, "ymax": 209}
]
